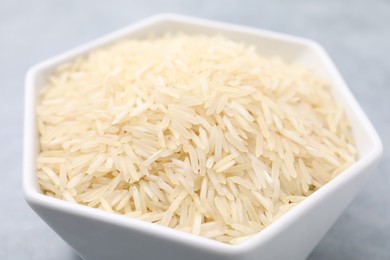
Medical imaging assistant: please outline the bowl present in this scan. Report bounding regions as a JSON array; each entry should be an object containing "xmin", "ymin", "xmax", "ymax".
[{"xmin": 24, "ymin": 14, "xmax": 383, "ymax": 260}]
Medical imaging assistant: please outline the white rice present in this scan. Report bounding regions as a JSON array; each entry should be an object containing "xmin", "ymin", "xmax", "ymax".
[{"xmin": 36, "ymin": 34, "xmax": 356, "ymax": 245}]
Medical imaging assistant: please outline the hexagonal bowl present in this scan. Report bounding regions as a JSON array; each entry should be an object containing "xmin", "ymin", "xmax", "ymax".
[{"xmin": 23, "ymin": 14, "xmax": 383, "ymax": 260}]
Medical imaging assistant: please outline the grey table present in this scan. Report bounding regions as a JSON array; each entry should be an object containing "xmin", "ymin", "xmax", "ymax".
[{"xmin": 1, "ymin": 0, "xmax": 389, "ymax": 259}]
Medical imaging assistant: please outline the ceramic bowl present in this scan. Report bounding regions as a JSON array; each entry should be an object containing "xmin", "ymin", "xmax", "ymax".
[{"xmin": 24, "ymin": 14, "xmax": 383, "ymax": 260}]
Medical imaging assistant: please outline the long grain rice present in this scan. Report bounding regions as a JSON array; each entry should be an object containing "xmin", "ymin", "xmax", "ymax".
[{"xmin": 36, "ymin": 34, "xmax": 355, "ymax": 245}]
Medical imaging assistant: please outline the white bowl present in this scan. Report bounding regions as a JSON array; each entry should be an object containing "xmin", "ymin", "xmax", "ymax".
[{"xmin": 24, "ymin": 14, "xmax": 383, "ymax": 260}]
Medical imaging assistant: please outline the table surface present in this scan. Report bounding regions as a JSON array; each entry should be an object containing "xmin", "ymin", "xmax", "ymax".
[{"xmin": 1, "ymin": 0, "xmax": 389, "ymax": 259}]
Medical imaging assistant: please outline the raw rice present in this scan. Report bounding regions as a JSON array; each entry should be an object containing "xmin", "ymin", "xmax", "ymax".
[{"xmin": 36, "ymin": 34, "xmax": 356, "ymax": 245}]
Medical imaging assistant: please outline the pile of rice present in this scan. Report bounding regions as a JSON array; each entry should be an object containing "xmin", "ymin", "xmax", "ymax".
[{"xmin": 36, "ymin": 35, "xmax": 356, "ymax": 244}]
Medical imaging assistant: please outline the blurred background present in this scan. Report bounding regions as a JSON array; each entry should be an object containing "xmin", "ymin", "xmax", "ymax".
[{"xmin": 1, "ymin": 0, "xmax": 389, "ymax": 259}]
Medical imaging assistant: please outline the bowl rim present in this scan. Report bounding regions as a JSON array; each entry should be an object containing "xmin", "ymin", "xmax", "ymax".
[{"xmin": 23, "ymin": 13, "xmax": 383, "ymax": 255}]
